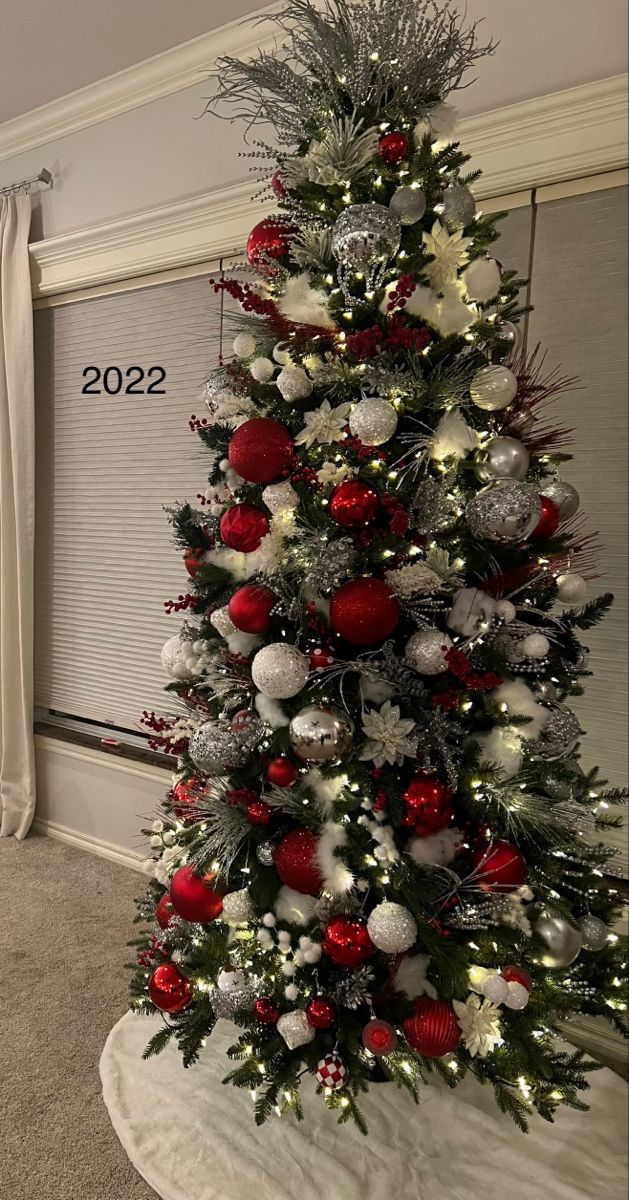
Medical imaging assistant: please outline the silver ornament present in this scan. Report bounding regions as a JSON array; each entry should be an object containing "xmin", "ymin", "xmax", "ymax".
[
  {"xmin": 251, "ymin": 644, "xmax": 310, "ymax": 699},
  {"xmin": 533, "ymin": 911, "xmax": 582, "ymax": 967},
  {"xmin": 579, "ymin": 914, "xmax": 608, "ymax": 951},
  {"xmin": 389, "ymin": 185, "xmax": 426, "ymax": 225},
  {"xmin": 289, "ymin": 706, "xmax": 354, "ymax": 763},
  {"xmin": 208, "ymin": 982, "xmax": 255, "ymax": 1018},
  {"xmin": 256, "ymin": 841, "xmax": 276, "ymax": 867},
  {"xmin": 276, "ymin": 365, "xmax": 313, "ymax": 402},
  {"xmin": 210, "ymin": 606, "xmax": 237, "ymax": 639},
  {"xmin": 504, "ymin": 981, "xmax": 530, "ymax": 1010},
  {"xmin": 466, "ymin": 481, "xmax": 542, "ymax": 543},
  {"xmin": 542, "ymin": 760, "xmax": 585, "ymax": 800},
  {"xmin": 405, "ymin": 628, "xmax": 452, "ymax": 674},
  {"xmin": 276, "ymin": 1009, "xmax": 316, "ymax": 1050},
  {"xmin": 442, "ymin": 185, "xmax": 476, "ymax": 226},
  {"xmin": 531, "ymin": 678, "xmax": 559, "ymax": 702},
  {"xmin": 262, "ymin": 480, "xmax": 298, "ymax": 514},
  {"xmin": 367, "ymin": 901, "xmax": 417, "ymax": 953},
  {"xmin": 221, "ymin": 889, "xmax": 254, "ymax": 925},
  {"xmin": 540, "ymin": 480, "xmax": 580, "ymax": 520},
  {"xmin": 331, "ymin": 203, "xmax": 401, "ymax": 301},
  {"xmin": 189, "ymin": 719, "xmax": 261, "ymax": 774},
  {"xmin": 492, "ymin": 321, "xmax": 521, "ymax": 361},
  {"xmin": 556, "ymin": 573, "xmax": 587, "ymax": 604},
  {"xmin": 475, "ymin": 437, "xmax": 530, "ymax": 483},
  {"xmin": 470, "ymin": 365, "xmax": 518, "ymax": 411},
  {"xmin": 349, "ymin": 397, "xmax": 398, "ymax": 445},
  {"xmin": 217, "ymin": 968, "xmax": 247, "ymax": 993},
  {"xmin": 533, "ymin": 704, "xmax": 581, "ymax": 761}
]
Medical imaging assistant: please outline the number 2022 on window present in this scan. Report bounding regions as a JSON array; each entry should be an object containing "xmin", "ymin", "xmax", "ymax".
[{"xmin": 82, "ymin": 366, "xmax": 166, "ymax": 394}]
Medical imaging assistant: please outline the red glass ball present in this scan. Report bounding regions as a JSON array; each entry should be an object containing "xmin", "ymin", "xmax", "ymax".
[
  {"xmin": 362, "ymin": 1018, "xmax": 398, "ymax": 1056},
  {"xmin": 155, "ymin": 894, "xmax": 176, "ymax": 930},
  {"xmin": 378, "ymin": 130, "xmax": 410, "ymax": 166},
  {"xmin": 323, "ymin": 916, "xmax": 375, "ymax": 966},
  {"xmin": 228, "ymin": 417, "xmax": 294, "ymax": 484},
  {"xmin": 246, "ymin": 800, "xmax": 273, "ymax": 827},
  {"xmin": 183, "ymin": 547, "xmax": 205, "ymax": 577},
  {"xmin": 530, "ymin": 495, "xmax": 560, "ymax": 540},
  {"xmin": 231, "ymin": 709, "xmax": 257, "ymax": 732},
  {"xmin": 266, "ymin": 757, "xmax": 299, "ymax": 788},
  {"xmin": 306, "ymin": 997, "xmax": 337, "ymax": 1029},
  {"xmin": 329, "ymin": 480, "xmax": 379, "ymax": 528},
  {"xmin": 246, "ymin": 216, "xmax": 294, "ymax": 274},
  {"xmin": 270, "ymin": 171, "xmax": 287, "ymax": 198},
  {"xmin": 274, "ymin": 829, "xmax": 323, "ymax": 895},
  {"xmin": 403, "ymin": 997, "xmax": 461, "ymax": 1058},
  {"xmin": 470, "ymin": 840, "xmax": 527, "ymax": 893},
  {"xmin": 228, "ymin": 584, "xmax": 277, "ymax": 634},
  {"xmin": 330, "ymin": 577, "xmax": 400, "ymax": 645},
  {"xmin": 219, "ymin": 504, "xmax": 270, "ymax": 553},
  {"xmin": 308, "ymin": 646, "xmax": 334, "ymax": 673},
  {"xmin": 171, "ymin": 777, "xmax": 202, "ymax": 821},
  {"xmin": 501, "ymin": 964, "xmax": 533, "ymax": 992},
  {"xmin": 253, "ymin": 997, "xmax": 280, "ymax": 1024},
  {"xmin": 169, "ymin": 865, "xmax": 224, "ymax": 923},
  {"xmin": 148, "ymin": 962, "xmax": 193, "ymax": 1014},
  {"xmin": 403, "ymin": 773, "xmax": 454, "ymax": 836}
]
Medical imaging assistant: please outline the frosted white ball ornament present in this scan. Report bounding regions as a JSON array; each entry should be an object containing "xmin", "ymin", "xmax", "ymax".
[
  {"xmin": 504, "ymin": 981, "xmax": 530, "ymax": 1010},
  {"xmin": 367, "ymin": 902, "xmax": 417, "ymax": 954},
  {"xmin": 521, "ymin": 633, "xmax": 550, "ymax": 659},
  {"xmin": 250, "ymin": 357, "xmax": 275, "ymax": 383},
  {"xmin": 495, "ymin": 599, "xmax": 517, "ymax": 623},
  {"xmin": 556, "ymin": 573, "xmax": 587, "ymax": 604},
  {"xmin": 232, "ymin": 333, "xmax": 256, "ymax": 358},
  {"xmin": 405, "ymin": 629, "xmax": 452, "ymax": 675},
  {"xmin": 470, "ymin": 365, "xmax": 518, "ymax": 411},
  {"xmin": 221, "ymin": 890, "xmax": 254, "ymax": 925},
  {"xmin": 349, "ymin": 397, "xmax": 398, "ymax": 446},
  {"xmin": 276, "ymin": 365, "xmax": 313, "ymax": 403},
  {"xmin": 251, "ymin": 644, "xmax": 310, "ymax": 699},
  {"xmin": 480, "ymin": 973, "xmax": 510, "ymax": 1005}
]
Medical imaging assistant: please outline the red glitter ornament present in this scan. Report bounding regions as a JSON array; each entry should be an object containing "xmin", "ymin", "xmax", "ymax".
[
  {"xmin": 403, "ymin": 997, "xmax": 461, "ymax": 1058},
  {"xmin": 471, "ymin": 840, "xmax": 527, "ymax": 893},
  {"xmin": 270, "ymin": 171, "xmax": 287, "ymax": 198},
  {"xmin": 155, "ymin": 893, "xmax": 176, "ymax": 930},
  {"xmin": 246, "ymin": 216, "xmax": 294, "ymax": 274},
  {"xmin": 169, "ymin": 865, "xmax": 225, "ymax": 923},
  {"xmin": 306, "ymin": 996, "xmax": 337, "ymax": 1029},
  {"xmin": 403, "ymin": 773, "xmax": 454, "ymax": 836},
  {"xmin": 266, "ymin": 757, "xmax": 299, "ymax": 788},
  {"xmin": 501, "ymin": 964, "xmax": 533, "ymax": 992},
  {"xmin": 274, "ymin": 829, "xmax": 323, "ymax": 895},
  {"xmin": 530, "ymin": 495, "xmax": 560, "ymax": 540},
  {"xmin": 378, "ymin": 130, "xmax": 410, "ymax": 166},
  {"xmin": 246, "ymin": 799, "xmax": 273, "ymax": 827},
  {"xmin": 148, "ymin": 962, "xmax": 193, "ymax": 1014},
  {"xmin": 228, "ymin": 417, "xmax": 294, "ymax": 484},
  {"xmin": 362, "ymin": 1018, "xmax": 398, "ymax": 1056},
  {"xmin": 219, "ymin": 504, "xmax": 270, "ymax": 553},
  {"xmin": 171, "ymin": 777, "xmax": 202, "ymax": 821},
  {"xmin": 253, "ymin": 997, "xmax": 280, "ymax": 1024},
  {"xmin": 323, "ymin": 916, "xmax": 375, "ymax": 966},
  {"xmin": 329, "ymin": 480, "xmax": 379, "ymax": 528},
  {"xmin": 228, "ymin": 584, "xmax": 277, "ymax": 634},
  {"xmin": 308, "ymin": 646, "xmax": 334, "ymax": 673},
  {"xmin": 330, "ymin": 577, "xmax": 400, "ymax": 645}
]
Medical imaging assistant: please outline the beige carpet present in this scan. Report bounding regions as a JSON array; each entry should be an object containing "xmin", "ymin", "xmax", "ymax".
[{"xmin": 0, "ymin": 834, "xmax": 157, "ymax": 1200}]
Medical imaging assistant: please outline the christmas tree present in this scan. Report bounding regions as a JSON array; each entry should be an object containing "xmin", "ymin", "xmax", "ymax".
[{"xmin": 129, "ymin": 0, "xmax": 627, "ymax": 1133}]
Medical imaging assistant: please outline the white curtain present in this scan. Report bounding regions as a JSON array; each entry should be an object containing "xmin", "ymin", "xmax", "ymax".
[{"xmin": 0, "ymin": 194, "xmax": 35, "ymax": 839}]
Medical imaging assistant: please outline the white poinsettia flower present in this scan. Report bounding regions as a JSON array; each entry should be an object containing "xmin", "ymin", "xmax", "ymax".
[
  {"xmin": 316, "ymin": 460, "xmax": 354, "ymax": 487},
  {"xmin": 422, "ymin": 220, "xmax": 472, "ymax": 290},
  {"xmin": 358, "ymin": 700, "xmax": 417, "ymax": 768},
  {"xmin": 453, "ymin": 993, "xmax": 503, "ymax": 1058},
  {"xmin": 295, "ymin": 400, "xmax": 352, "ymax": 448}
]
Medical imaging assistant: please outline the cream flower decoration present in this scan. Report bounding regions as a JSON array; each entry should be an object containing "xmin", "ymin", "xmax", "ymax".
[
  {"xmin": 295, "ymin": 400, "xmax": 351, "ymax": 448},
  {"xmin": 316, "ymin": 460, "xmax": 354, "ymax": 487},
  {"xmin": 453, "ymin": 993, "xmax": 503, "ymax": 1058},
  {"xmin": 385, "ymin": 561, "xmax": 444, "ymax": 598},
  {"xmin": 423, "ymin": 220, "xmax": 472, "ymax": 290},
  {"xmin": 358, "ymin": 700, "xmax": 417, "ymax": 768}
]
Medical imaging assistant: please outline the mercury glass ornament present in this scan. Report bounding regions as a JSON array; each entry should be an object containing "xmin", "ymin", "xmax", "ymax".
[
  {"xmin": 221, "ymin": 889, "xmax": 254, "ymax": 925},
  {"xmin": 542, "ymin": 760, "xmax": 585, "ymax": 800},
  {"xmin": 475, "ymin": 436, "xmax": 530, "ymax": 483},
  {"xmin": 540, "ymin": 480, "xmax": 580, "ymax": 521},
  {"xmin": 189, "ymin": 719, "xmax": 260, "ymax": 774},
  {"xmin": 276, "ymin": 1009, "xmax": 316, "ymax": 1050},
  {"xmin": 349, "ymin": 397, "xmax": 398, "ymax": 446},
  {"xmin": 256, "ymin": 841, "xmax": 276, "ymax": 867},
  {"xmin": 208, "ymin": 981, "xmax": 255, "ymax": 1018},
  {"xmin": 366, "ymin": 901, "xmax": 417, "ymax": 954},
  {"xmin": 470, "ymin": 365, "xmax": 518, "ymax": 411},
  {"xmin": 389, "ymin": 185, "xmax": 426, "ymax": 225},
  {"xmin": 579, "ymin": 914, "xmax": 608, "ymax": 951},
  {"xmin": 405, "ymin": 628, "xmax": 452, "ymax": 675},
  {"xmin": 289, "ymin": 706, "xmax": 354, "ymax": 763},
  {"xmin": 533, "ymin": 704, "xmax": 581, "ymax": 761},
  {"xmin": 442, "ymin": 184, "xmax": 476, "ymax": 226},
  {"xmin": 492, "ymin": 320, "xmax": 521, "ymax": 361},
  {"xmin": 533, "ymin": 910, "xmax": 582, "ymax": 967},
  {"xmin": 466, "ymin": 481, "xmax": 542, "ymax": 543},
  {"xmin": 331, "ymin": 203, "xmax": 401, "ymax": 301},
  {"xmin": 251, "ymin": 643, "xmax": 310, "ymax": 699}
]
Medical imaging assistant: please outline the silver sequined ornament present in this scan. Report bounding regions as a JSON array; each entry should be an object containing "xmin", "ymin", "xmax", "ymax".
[
  {"xmin": 405, "ymin": 628, "xmax": 452, "ymax": 675},
  {"xmin": 542, "ymin": 760, "xmax": 585, "ymax": 799},
  {"xmin": 532, "ymin": 704, "xmax": 581, "ymax": 761},
  {"xmin": 474, "ymin": 436, "xmax": 530, "ymax": 483},
  {"xmin": 466, "ymin": 481, "xmax": 542, "ymax": 543},
  {"xmin": 262, "ymin": 480, "xmax": 298, "ymax": 514},
  {"xmin": 208, "ymin": 981, "xmax": 255, "ymax": 1018},
  {"xmin": 412, "ymin": 477, "xmax": 461, "ymax": 534},
  {"xmin": 221, "ymin": 889, "xmax": 254, "ymax": 925},
  {"xmin": 289, "ymin": 706, "xmax": 354, "ymax": 763},
  {"xmin": 442, "ymin": 185, "xmax": 476, "ymax": 226},
  {"xmin": 540, "ymin": 480, "xmax": 580, "ymax": 520},
  {"xmin": 492, "ymin": 321, "xmax": 521, "ymax": 361},
  {"xmin": 276, "ymin": 364, "xmax": 313, "ymax": 403},
  {"xmin": 389, "ymin": 185, "xmax": 426, "ymax": 225},
  {"xmin": 276, "ymin": 1009, "xmax": 316, "ymax": 1050},
  {"xmin": 533, "ymin": 910, "xmax": 582, "ymax": 967},
  {"xmin": 331, "ymin": 203, "xmax": 401, "ymax": 302},
  {"xmin": 349, "ymin": 397, "xmax": 398, "ymax": 445},
  {"xmin": 367, "ymin": 901, "xmax": 417, "ymax": 953},
  {"xmin": 579, "ymin": 914, "xmax": 608, "ymax": 951},
  {"xmin": 256, "ymin": 841, "xmax": 276, "ymax": 867},
  {"xmin": 470, "ymin": 365, "xmax": 518, "ymax": 411},
  {"xmin": 251, "ymin": 643, "xmax": 310, "ymax": 699},
  {"xmin": 189, "ymin": 719, "xmax": 261, "ymax": 774}
]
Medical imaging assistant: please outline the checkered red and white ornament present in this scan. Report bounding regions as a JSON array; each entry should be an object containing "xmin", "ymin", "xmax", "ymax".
[{"xmin": 315, "ymin": 1053, "xmax": 348, "ymax": 1091}]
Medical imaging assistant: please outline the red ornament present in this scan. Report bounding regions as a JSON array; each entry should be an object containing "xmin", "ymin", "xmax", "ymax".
[
  {"xmin": 308, "ymin": 646, "xmax": 334, "ymax": 673},
  {"xmin": 148, "ymin": 962, "xmax": 193, "ymax": 1014},
  {"xmin": 403, "ymin": 997, "xmax": 461, "ymax": 1058},
  {"xmin": 228, "ymin": 417, "xmax": 294, "ymax": 484},
  {"xmin": 230, "ymin": 709, "xmax": 257, "ymax": 732},
  {"xmin": 530, "ymin": 495, "xmax": 560, "ymax": 540},
  {"xmin": 329, "ymin": 480, "xmax": 379, "ymax": 528},
  {"xmin": 471, "ymin": 840, "xmax": 527, "ymax": 893},
  {"xmin": 246, "ymin": 799, "xmax": 273, "ymax": 827},
  {"xmin": 155, "ymin": 893, "xmax": 176, "ymax": 930},
  {"xmin": 330, "ymin": 577, "xmax": 400, "ymax": 645},
  {"xmin": 169, "ymin": 865, "xmax": 225, "ymax": 923},
  {"xmin": 306, "ymin": 997, "xmax": 337, "ymax": 1029},
  {"xmin": 403, "ymin": 773, "xmax": 454, "ymax": 836},
  {"xmin": 501, "ymin": 964, "xmax": 533, "ymax": 992},
  {"xmin": 183, "ymin": 547, "xmax": 205, "ymax": 577},
  {"xmin": 362, "ymin": 1018, "xmax": 398, "ymax": 1056},
  {"xmin": 266, "ymin": 757, "xmax": 299, "ymax": 788},
  {"xmin": 274, "ymin": 829, "xmax": 323, "ymax": 895},
  {"xmin": 378, "ymin": 130, "xmax": 410, "ymax": 166},
  {"xmin": 270, "ymin": 171, "xmax": 287, "ymax": 198},
  {"xmin": 171, "ymin": 777, "xmax": 202, "ymax": 821},
  {"xmin": 228, "ymin": 584, "xmax": 277, "ymax": 634},
  {"xmin": 246, "ymin": 216, "xmax": 294, "ymax": 274},
  {"xmin": 323, "ymin": 916, "xmax": 375, "ymax": 966},
  {"xmin": 219, "ymin": 504, "xmax": 269, "ymax": 553},
  {"xmin": 253, "ymin": 997, "xmax": 280, "ymax": 1024},
  {"xmin": 315, "ymin": 1053, "xmax": 348, "ymax": 1091}
]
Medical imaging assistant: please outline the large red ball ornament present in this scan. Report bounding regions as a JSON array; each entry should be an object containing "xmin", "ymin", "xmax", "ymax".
[
  {"xmin": 306, "ymin": 996, "xmax": 337, "ymax": 1029},
  {"xmin": 266, "ymin": 757, "xmax": 299, "ymax": 788},
  {"xmin": 155, "ymin": 893, "xmax": 176, "ymax": 930},
  {"xmin": 471, "ymin": 840, "xmax": 527, "ymax": 892},
  {"xmin": 501, "ymin": 964, "xmax": 533, "ymax": 992},
  {"xmin": 403, "ymin": 773, "xmax": 454, "ymax": 836},
  {"xmin": 171, "ymin": 777, "xmax": 202, "ymax": 821},
  {"xmin": 329, "ymin": 480, "xmax": 379, "ymax": 528},
  {"xmin": 246, "ymin": 216, "xmax": 294, "ymax": 274},
  {"xmin": 530, "ymin": 495, "xmax": 560, "ymax": 540},
  {"xmin": 403, "ymin": 997, "xmax": 461, "ymax": 1058},
  {"xmin": 330, "ymin": 577, "xmax": 400, "ymax": 645},
  {"xmin": 323, "ymin": 916, "xmax": 375, "ymax": 966},
  {"xmin": 362, "ymin": 1018, "xmax": 398, "ymax": 1056},
  {"xmin": 378, "ymin": 130, "xmax": 410, "ymax": 166},
  {"xmin": 228, "ymin": 418, "xmax": 294, "ymax": 484},
  {"xmin": 274, "ymin": 829, "xmax": 323, "ymax": 895},
  {"xmin": 228, "ymin": 584, "xmax": 277, "ymax": 634},
  {"xmin": 219, "ymin": 504, "xmax": 270, "ymax": 553},
  {"xmin": 148, "ymin": 962, "xmax": 193, "ymax": 1013},
  {"xmin": 253, "ymin": 997, "xmax": 280, "ymax": 1024},
  {"xmin": 169, "ymin": 865, "xmax": 225, "ymax": 923}
]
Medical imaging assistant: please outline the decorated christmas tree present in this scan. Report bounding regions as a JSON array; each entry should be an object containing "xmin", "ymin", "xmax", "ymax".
[{"xmin": 129, "ymin": 0, "xmax": 627, "ymax": 1133}]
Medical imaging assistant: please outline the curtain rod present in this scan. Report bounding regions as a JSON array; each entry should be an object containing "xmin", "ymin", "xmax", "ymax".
[{"xmin": 1, "ymin": 168, "xmax": 53, "ymax": 198}]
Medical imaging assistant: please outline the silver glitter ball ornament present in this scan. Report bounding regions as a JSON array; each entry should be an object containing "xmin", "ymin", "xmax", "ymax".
[
  {"xmin": 405, "ymin": 628, "xmax": 452, "ymax": 675},
  {"xmin": 256, "ymin": 841, "xmax": 276, "ymax": 867},
  {"xmin": 349, "ymin": 397, "xmax": 398, "ymax": 446},
  {"xmin": 251, "ymin": 643, "xmax": 310, "ymax": 699},
  {"xmin": 475, "ymin": 437, "xmax": 530, "ymax": 483},
  {"xmin": 470, "ymin": 365, "xmax": 518, "ymax": 411},
  {"xmin": 533, "ymin": 704, "xmax": 581, "ymax": 761},
  {"xmin": 442, "ymin": 185, "xmax": 476, "ymax": 226},
  {"xmin": 542, "ymin": 760, "xmax": 585, "ymax": 800},
  {"xmin": 579, "ymin": 914, "xmax": 608, "ymax": 951},
  {"xmin": 481, "ymin": 973, "xmax": 510, "ymax": 1004},
  {"xmin": 208, "ymin": 982, "xmax": 255, "ymax": 1018},
  {"xmin": 389, "ymin": 185, "xmax": 426, "ymax": 225},
  {"xmin": 331, "ymin": 203, "xmax": 401, "ymax": 270},
  {"xmin": 221, "ymin": 889, "xmax": 254, "ymax": 925},
  {"xmin": 540, "ymin": 480, "xmax": 580, "ymax": 520},
  {"xmin": 492, "ymin": 321, "xmax": 521, "ymax": 361},
  {"xmin": 466, "ymin": 481, "xmax": 542, "ymax": 543},
  {"xmin": 276, "ymin": 1009, "xmax": 316, "ymax": 1050},
  {"xmin": 289, "ymin": 706, "xmax": 354, "ymax": 763},
  {"xmin": 276, "ymin": 365, "xmax": 313, "ymax": 403},
  {"xmin": 533, "ymin": 910, "xmax": 582, "ymax": 967},
  {"xmin": 189, "ymin": 719, "xmax": 260, "ymax": 774},
  {"xmin": 367, "ymin": 901, "xmax": 417, "ymax": 954},
  {"xmin": 531, "ymin": 678, "xmax": 559, "ymax": 702}
]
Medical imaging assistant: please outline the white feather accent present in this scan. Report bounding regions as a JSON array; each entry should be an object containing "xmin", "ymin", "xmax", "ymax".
[
  {"xmin": 225, "ymin": 630, "xmax": 262, "ymax": 656},
  {"xmin": 315, "ymin": 821, "xmax": 354, "ymax": 896},
  {"xmin": 274, "ymin": 886, "xmax": 317, "ymax": 926},
  {"xmin": 494, "ymin": 680, "xmax": 548, "ymax": 738},
  {"xmin": 393, "ymin": 952, "xmax": 437, "ymax": 1000},
  {"xmin": 408, "ymin": 826, "xmax": 464, "ymax": 867},
  {"xmin": 430, "ymin": 408, "xmax": 478, "ymax": 460},
  {"xmin": 204, "ymin": 546, "xmax": 247, "ymax": 580},
  {"xmin": 476, "ymin": 726, "xmax": 525, "ymax": 779},
  {"xmin": 462, "ymin": 257, "xmax": 501, "ymax": 302},
  {"xmin": 304, "ymin": 770, "xmax": 346, "ymax": 816},
  {"xmin": 277, "ymin": 273, "xmax": 336, "ymax": 330},
  {"xmin": 254, "ymin": 693, "xmax": 289, "ymax": 728}
]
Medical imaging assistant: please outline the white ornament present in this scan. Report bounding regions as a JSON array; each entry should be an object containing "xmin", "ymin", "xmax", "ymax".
[
  {"xmin": 462, "ymin": 258, "xmax": 501, "ymax": 302},
  {"xmin": 495, "ymin": 599, "xmax": 517, "ymax": 623},
  {"xmin": 251, "ymin": 643, "xmax": 310, "ymax": 699},
  {"xmin": 422, "ymin": 220, "xmax": 471, "ymax": 289},
  {"xmin": 250, "ymin": 357, "xmax": 275, "ymax": 383},
  {"xmin": 358, "ymin": 700, "xmax": 417, "ymax": 768},
  {"xmin": 233, "ymin": 333, "xmax": 256, "ymax": 358},
  {"xmin": 453, "ymin": 994, "xmax": 503, "ymax": 1058},
  {"xmin": 504, "ymin": 981, "xmax": 530, "ymax": 1010},
  {"xmin": 470, "ymin": 365, "xmax": 518, "ymax": 411},
  {"xmin": 296, "ymin": 399, "xmax": 351, "ymax": 448},
  {"xmin": 408, "ymin": 827, "xmax": 464, "ymax": 867},
  {"xmin": 221, "ymin": 890, "xmax": 254, "ymax": 925},
  {"xmin": 367, "ymin": 901, "xmax": 417, "ymax": 954},
  {"xmin": 521, "ymin": 633, "xmax": 550, "ymax": 659},
  {"xmin": 285, "ymin": 984, "xmax": 300, "ymax": 1002},
  {"xmin": 210, "ymin": 606, "xmax": 237, "ymax": 638},
  {"xmin": 405, "ymin": 629, "xmax": 452, "ymax": 675},
  {"xmin": 217, "ymin": 969, "xmax": 247, "ymax": 993},
  {"xmin": 276, "ymin": 364, "xmax": 314, "ymax": 402},
  {"xmin": 273, "ymin": 343, "xmax": 292, "ymax": 365},
  {"xmin": 447, "ymin": 588, "xmax": 496, "ymax": 636},
  {"xmin": 262, "ymin": 481, "xmax": 298, "ymax": 514},
  {"xmin": 430, "ymin": 408, "xmax": 478, "ymax": 461},
  {"xmin": 480, "ymin": 973, "xmax": 510, "ymax": 1005},
  {"xmin": 349, "ymin": 397, "xmax": 397, "ymax": 446},
  {"xmin": 276, "ymin": 1010, "xmax": 316, "ymax": 1050},
  {"xmin": 557, "ymin": 573, "xmax": 587, "ymax": 603}
]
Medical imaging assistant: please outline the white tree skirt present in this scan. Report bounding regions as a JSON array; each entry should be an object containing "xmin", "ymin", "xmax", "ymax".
[{"xmin": 101, "ymin": 1011, "xmax": 627, "ymax": 1200}]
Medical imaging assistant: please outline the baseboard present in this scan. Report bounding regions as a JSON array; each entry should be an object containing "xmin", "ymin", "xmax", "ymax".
[
  {"xmin": 33, "ymin": 816, "xmax": 146, "ymax": 873},
  {"xmin": 560, "ymin": 1015, "xmax": 628, "ymax": 1072}
]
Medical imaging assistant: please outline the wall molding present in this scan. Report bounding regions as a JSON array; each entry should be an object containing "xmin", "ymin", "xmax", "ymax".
[
  {"xmin": 33, "ymin": 816, "xmax": 146, "ymax": 872},
  {"xmin": 35, "ymin": 733, "xmax": 172, "ymax": 785}
]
